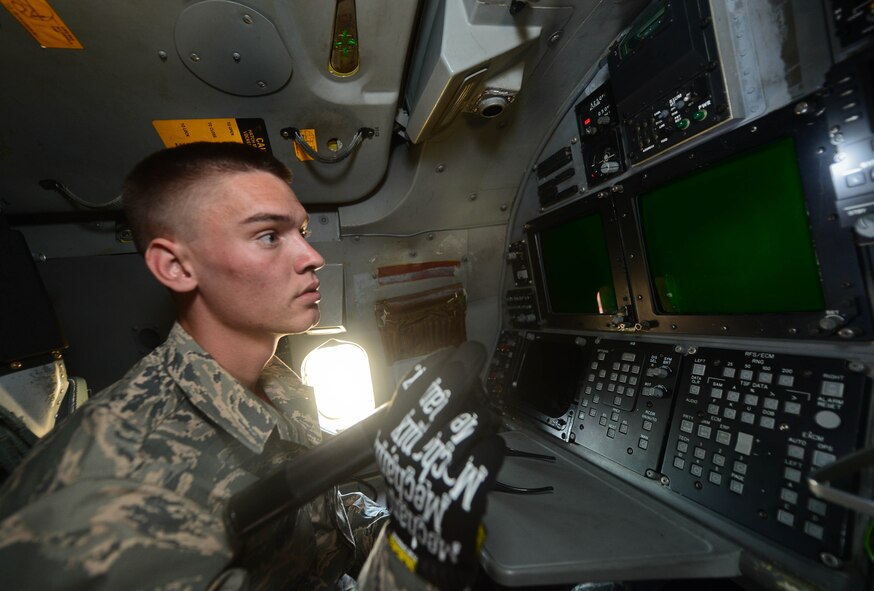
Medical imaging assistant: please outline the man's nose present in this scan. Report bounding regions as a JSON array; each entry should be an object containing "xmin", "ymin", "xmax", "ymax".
[{"xmin": 296, "ymin": 238, "xmax": 326, "ymax": 273}]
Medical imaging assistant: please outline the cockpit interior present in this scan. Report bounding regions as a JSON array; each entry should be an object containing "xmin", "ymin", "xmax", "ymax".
[{"xmin": 2, "ymin": 0, "xmax": 873, "ymax": 589}]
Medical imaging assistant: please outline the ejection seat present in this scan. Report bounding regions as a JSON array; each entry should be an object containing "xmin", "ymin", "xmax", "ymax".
[{"xmin": 0, "ymin": 216, "xmax": 87, "ymax": 483}]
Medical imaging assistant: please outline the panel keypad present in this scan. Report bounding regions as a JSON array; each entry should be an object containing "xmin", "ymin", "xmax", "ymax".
[
  {"xmin": 661, "ymin": 348, "xmax": 867, "ymax": 560},
  {"xmin": 572, "ymin": 340, "xmax": 682, "ymax": 476}
]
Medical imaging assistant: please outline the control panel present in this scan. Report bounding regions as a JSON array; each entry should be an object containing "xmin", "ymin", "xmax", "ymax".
[
  {"xmin": 576, "ymin": 81, "xmax": 625, "ymax": 188},
  {"xmin": 620, "ymin": 76, "xmax": 729, "ymax": 164},
  {"xmin": 535, "ymin": 146, "xmax": 579, "ymax": 208},
  {"xmin": 489, "ymin": 333, "xmax": 870, "ymax": 564},
  {"xmin": 572, "ymin": 339, "xmax": 682, "ymax": 476},
  {"xmin": 823, "ymin": 49, "xmax": 874, "ymax": 227},
  {"xmin": 505, "ymin": 241, "xmax": 539, "ymax": 328},
  {"xmin": 661, "ymin": 347, "xmax": 867, "ymax": 562},
  {"xmin": 607, "ymin": 0, "xmax": 731, "ymax": 164}
]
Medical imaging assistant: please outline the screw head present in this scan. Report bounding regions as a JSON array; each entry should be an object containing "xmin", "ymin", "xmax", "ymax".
[
  {"xmin": 158, "ymin": 50, "xmax": 168, "ymax": 61},
  {"xmin": 242, "ymin": 14, "xmax": 254, "ymax": 24},
  {"xmin": 189, "ymin": 52, "xmax": 201, "ymax": 62},
  {"xmin": 232, "ymin": 52, "xmax": 241, "ymax": 62}
]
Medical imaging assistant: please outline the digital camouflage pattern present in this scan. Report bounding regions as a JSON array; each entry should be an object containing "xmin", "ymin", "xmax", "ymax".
[{"xmin": 0, "ymin": 322, "xmax": 391, "ymax": 590}]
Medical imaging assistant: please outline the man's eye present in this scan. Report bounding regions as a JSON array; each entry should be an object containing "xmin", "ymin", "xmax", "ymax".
[
  {"xmin": 300, "ymin": 227, "xmax": 311, "ymax": 239},
  {"xmin": 257, "ymin": 232, "xmax": 279, "ymax": 245}
]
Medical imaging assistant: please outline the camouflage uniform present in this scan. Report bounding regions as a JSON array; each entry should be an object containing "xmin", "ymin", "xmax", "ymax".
[{"xmin": 0, "ymin": 323, "xmax": 390, "ymax": 590}]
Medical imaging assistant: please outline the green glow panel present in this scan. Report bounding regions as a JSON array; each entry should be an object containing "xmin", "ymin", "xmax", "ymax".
[
  {"xmin": 540, "ymin": 213, "xmax": 618, "ymax": 314},
  {"xmin": 640, "ymin": 137, "xmax": 825, "ymax": 315}
]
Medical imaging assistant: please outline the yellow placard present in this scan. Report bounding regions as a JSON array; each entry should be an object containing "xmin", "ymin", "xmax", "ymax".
[
  {"xmin": 293, "ymin": 129, "xmax": 317, "ymax": 162},
  {"xmin": 152, "ymin": 119, "xmax": 243, "ymax": 147},
  {"xmin": 1, "ymin": 0, "xmax": 83, "ymax": 49}
]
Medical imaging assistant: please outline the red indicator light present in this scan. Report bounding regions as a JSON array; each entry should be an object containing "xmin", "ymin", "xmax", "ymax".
[{"xmin": 584, "ymin": 118, "xmax": 591, "ymax": 125}]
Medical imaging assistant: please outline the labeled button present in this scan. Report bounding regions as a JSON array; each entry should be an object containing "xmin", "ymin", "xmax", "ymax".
[
  {"xmin": 724, "ymin": 408, "xmax": 737, "ymax": 420},
  {"xmin": 607, "ymin": 427, "xmax": 616, "ymax": 438},
  {"xmin": 680, "ymin": 419, "xmax": 694, "ymax": 433},
  {"xmin": 815, "ymin": 410, "xmax": 841, "ymax": 429},
  {"xmin": 733, "ymin": 460, "xmax": 748, "ymax": 475},
  {"xmin": 722, "ymin": 367, "xmax": 736, "ymax": 378},
  {"xmin": 713, "ymin": 453, "xmax": 726, "ymax": 467},
  {"xmin": 642, "ymin": 420, "xmax": 653, "ymax": 431},
  {"xmin": 784, "ymin": 467, "xmax": 802, "ymax": 483},
  {"xmin": 638, "ymin": 437, "xmax": 648, "ymax": 450},
  {"xmin": 784, "ymin": 401, "xmax": 802, "ymax": 415},
  {"xmin": 736, "ymin": 432, "xmax": 754, "ymax": 456},
  {"xmin": 694, "ymin": 447, "xmax": 706, "ymax": 459},
  {"xmin": 716, "ymin": 431, "xmax": 731, "ymax": 446},
  {"xmin": 758, "ymin": 372, "xmax": 773, "ymax": 384},
  {"xmin": 730, "ymin": 480, "xmax": 744, "ymax": 495},
  {"xmin": 599, "ymin": 416, "xmax": 608, "ymax": 426},
  {"xmin": 763, "ymin": 398, "xmax": 779, "ymax": 411},
  {"xmin": 760, "ymin": 417, "xmax": 775, "ymax": 429},
  {"xmin": 813, "ymin": 450, "xmax": 837, "ymax": 468},
  {"xmin": 710, "ymin": 388, "xmax": 724, "ymax": 400},
  {"xmin": 674, "ymin": 456, "xmax": 686, "ymax": 469},
  {"xmin": 846, "ymin": 171, "xmax": 867, "ymax": 187},
  {"xmin": 611, "ymin": 410, "xmax": 620, "ymax": 422},
  {"xmin": 804, "ymin": 521, "xmax": 824, "ymax": 540},
  {"xmin": 744, "ymin": 394, "xmax": 759, "ymax": 406},
  {"xmin": 689, "ymin": 384, "xmax": 700, "ymax": 395},
  {"xmin": 698, "ymin": 425, "xmax": 712, "ymax": 439},
  {"xmin": 741, "ymin": 412, "xmax": 755, "ymax": 425},
  {"xmin": 709, "ymin": 471, "xmax": 723, "ymax": 485},
  {"xmin": 692, "ymin": 363, "xmax": 706, "ymax": 376},
  {"xmin": 777, "ymin": 509, "xmax": 795, "ymax": 527},
  {"xmin": 780, "ymin": 488, "xmax": 799, "ymax": 504},
  {"xmin": 690, "ymin": 464, "xmax": 703, "ymax": 477},
  {"xmin": 808, "ymin": 498, "xmax": 827, "ymax": 516},
  {"xmin": 740, "ymin": 369, "xmax": 754, "ymax": 381},
  {"xmin": 788, "ymin": 444, "xmax": 805, "ymax": 460},
  {"xmin": 821, "ymin": 381, "xmax": 845, "ymax": 398},
  {"xmin": 777, "ymin": 374, "xmax": 795, "ymax": 387},
  {"xmin": 727, "ymin": 390, "xmax": 740, "ymax": 402},
  {"xmin": 619, "ymin": 423, "xmax": 629, "ymax": 435},
  {"xmin": 707, "ymin": 403, "xmax": 720, "ymax": 415},
  {"xmin": 677, "ymin": 440, "xmax": 689, "ymax": 453}
]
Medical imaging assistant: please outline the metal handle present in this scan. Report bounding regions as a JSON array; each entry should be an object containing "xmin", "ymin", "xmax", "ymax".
[
  {"xmin": 280, "ymin": 127, "xmax": 374, "ymax": 164},
  {"xmin": 807, "ymin": 446, "xmax": 874, "ymax": 517}
]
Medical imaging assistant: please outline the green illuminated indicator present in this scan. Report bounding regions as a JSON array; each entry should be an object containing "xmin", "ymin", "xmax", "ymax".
[
  {"xmin": 335, "ymin": 29, "xmax": 357, "ymax": 56},
  {"xmin": 693, "ymin": 109, "xmax": 708, "ymax": 122},
  {"xmin": 676, "ymin": 118, "xmax": 690, "ymax": 130}
]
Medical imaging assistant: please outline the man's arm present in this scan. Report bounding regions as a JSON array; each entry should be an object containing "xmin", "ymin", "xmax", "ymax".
[
  {"xmin": 361, "ymin": 343, "xmax": 506, "ymax": 590},
  {"xmin": 0, "ymin": 479, "xmax": 239, "ymax": 590}
]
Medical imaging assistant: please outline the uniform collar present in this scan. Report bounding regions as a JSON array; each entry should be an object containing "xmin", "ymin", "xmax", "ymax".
[{"xmin": 163, "ymin": 323, "xmax": 300, "ymax": 454}]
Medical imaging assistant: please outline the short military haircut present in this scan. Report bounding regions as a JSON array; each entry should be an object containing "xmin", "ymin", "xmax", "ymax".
[{"xmin": 122, "ymin": 142, "xmax": 293, "ymax": 252}]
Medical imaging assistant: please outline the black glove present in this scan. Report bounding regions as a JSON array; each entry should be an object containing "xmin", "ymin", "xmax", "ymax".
[{"xmin": 374, "ymin": 342, "xmax": 505, "ymax": 590}]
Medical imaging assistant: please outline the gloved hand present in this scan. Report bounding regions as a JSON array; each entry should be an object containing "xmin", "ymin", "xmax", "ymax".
[{"xmin": 374, "ymin": 342, "xmax": 505, "ymax": 590}]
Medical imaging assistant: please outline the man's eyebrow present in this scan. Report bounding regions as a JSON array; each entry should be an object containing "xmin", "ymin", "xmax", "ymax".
[{"xmin": 240, "ymin": 213, "xmax": 294, "ymax": 225}]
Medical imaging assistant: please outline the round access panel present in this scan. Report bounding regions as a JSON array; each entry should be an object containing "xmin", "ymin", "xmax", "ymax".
[{"xmin": 175, "ymin": 0, "xmax": 293, "ymax": 96}]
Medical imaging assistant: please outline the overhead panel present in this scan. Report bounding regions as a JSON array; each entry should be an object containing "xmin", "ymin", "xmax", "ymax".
[{"xmin": 0, "ymin": 0, "xmax": 419, "ymax": 213}]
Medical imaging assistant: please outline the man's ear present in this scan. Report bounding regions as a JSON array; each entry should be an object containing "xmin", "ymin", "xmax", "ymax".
[{"xmin": 144, "ymin": 237, "xmax": 198, "ymax": 293}]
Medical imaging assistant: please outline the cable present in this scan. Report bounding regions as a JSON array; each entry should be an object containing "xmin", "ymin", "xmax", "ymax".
[
  {"xmin": 39, "ymin": 179, "xmax": 122, "ymax": 210},
  {"xmin": 280, "ymin": 127, "xmax": 374, "ymax": 164}
]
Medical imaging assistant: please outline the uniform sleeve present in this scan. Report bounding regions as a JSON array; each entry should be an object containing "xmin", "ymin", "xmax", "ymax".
[
  {"xmin": 357, "ymin": 525, "xmax": 441, "ymax": 591},
  {"xmin": 0, "ymin": 479, "xmax": 242, "ymax": 591}
]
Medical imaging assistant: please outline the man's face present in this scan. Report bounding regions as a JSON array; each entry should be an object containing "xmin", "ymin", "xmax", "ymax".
[{"xmin": 183, "ymin": 170, "xmax": 326, "ymax": 337}]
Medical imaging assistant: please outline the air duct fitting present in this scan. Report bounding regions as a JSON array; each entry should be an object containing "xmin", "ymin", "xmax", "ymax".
[{"xmin": 478, "ymin": 95, "xmax": 509, "ymax": 118}]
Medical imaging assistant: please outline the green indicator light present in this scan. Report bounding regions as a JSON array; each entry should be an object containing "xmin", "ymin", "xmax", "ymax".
[
  {"xmin": 676, "ymin": 118, "xmax": 690, "ymax": 130},
  {"xmin": 693, "ymin": 109, "xmax": 708, "ymax": 122}
]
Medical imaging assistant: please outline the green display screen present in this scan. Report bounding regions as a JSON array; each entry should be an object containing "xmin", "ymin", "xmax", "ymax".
[
  {"xmin": 540, "ymin": 213, "xmax": 618, "ymax": 315},
  {"xmin": 640, "ymin": 137, "xmax": 825, "ymax": 315}
]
